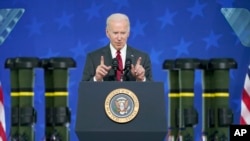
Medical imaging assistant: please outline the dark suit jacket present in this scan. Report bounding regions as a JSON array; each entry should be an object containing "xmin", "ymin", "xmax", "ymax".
[{"xmin": 82, "ymin": 44, "xmax": 153, "ymax": 81}]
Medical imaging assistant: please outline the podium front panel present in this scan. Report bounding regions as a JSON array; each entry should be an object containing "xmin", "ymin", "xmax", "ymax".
[{"xmin": 75, "ymin": 82, "xmax": 167, "ymax": 141}]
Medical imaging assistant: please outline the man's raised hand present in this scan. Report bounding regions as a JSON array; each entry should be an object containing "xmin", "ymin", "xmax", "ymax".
[
  {"xmin": 95, "ymin": 56, "xmax": 111, "ymax": 81},
  {"xmin": 131, "ymin": 57, "xmax": 145, "ymax": 81}
]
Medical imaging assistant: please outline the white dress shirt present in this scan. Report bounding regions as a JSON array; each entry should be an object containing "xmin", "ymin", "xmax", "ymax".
[{"xmin": 110, "ymin": 44, "xmax": 127, "ymax": 69}]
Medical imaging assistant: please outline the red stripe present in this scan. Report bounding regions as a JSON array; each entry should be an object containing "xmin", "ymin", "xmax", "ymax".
[
  {"xmin": 242, "ymin": 89, "xmax": 250, "ymax": 112},
  {"xmin": 240, "ymin": 69, "xmax": 250, "ymax": 125},
  {"xmin": 0, "ymin": 83, "xmax": 7, "ymax": 141},
  {"xmin": 0, "ymin": 122, "xmax": 7, "ymax": 141},
  {"xmin": 240, "ymin": 116, "xmax": 246, "ymax": 125}
]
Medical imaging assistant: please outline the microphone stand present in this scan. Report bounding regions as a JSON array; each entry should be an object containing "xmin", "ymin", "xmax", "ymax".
[
  {"xmin": 112, "ymin": 58, "xmax": 118, "ymax": 81},
  {"xmin": 123, "ymin": 69, "xmax": 129, "ymax": 81},
  {"xmin": 123, "ymin": 58, "xmax": 132, "ymax": 81}
]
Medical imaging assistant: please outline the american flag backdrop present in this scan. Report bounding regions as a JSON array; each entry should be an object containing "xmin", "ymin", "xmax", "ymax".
[
  {"xmin": 0, "ymin": 0, "xmax": 250, "ymax": 141},
  {"xmin": 0, "ymin": 82, "xmax": 6, "ymax": 141},
  {"xmin": 240, "ymin": 65, "xmax": 250, "ymax": 125}
]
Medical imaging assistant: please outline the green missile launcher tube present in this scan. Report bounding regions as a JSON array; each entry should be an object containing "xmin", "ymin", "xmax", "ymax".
[
  {"xmin": 5, "ymin": 57, "xmax": 40, "ymax": 141},
  {"xmin": 5, "ymin": 58, "xmax": 19, "ymax": 139},
  {"xmin": 43, "ymin": 57, "xmax": 76, "ymax": 141},
  {"xmin": 15, "ymin": 57, "xmax": 40, "ymax": 141},
  {"xmin": 208, "ymin": 58, "xmax": 237, "ymax": 141},
  {"xmin": 200, "ymin": 60, "xmax": 215, "ymax": 141},
  {"xmin": 175, "ymin": 58, "xmax": 200, "ymax": 141},
  {"xmin": 163, "ymin": 59, "xmax": 179, "ymax": 141}
]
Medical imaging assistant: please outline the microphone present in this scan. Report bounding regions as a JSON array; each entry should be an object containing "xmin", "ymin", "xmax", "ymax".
[
  {"xmin": 112, "ymin": 58, "xmax": 118, "ymax": 81},
  {"xmin": 124, "ymin": 58, "xmax": 132, "ymax": 71},
  {"xmin": 112, "ymin": 58, "xmax": 118, "ymax": 71},
  {"xmin": 123, "ymin": 58, "xmax": 132, "ymax": 81}
]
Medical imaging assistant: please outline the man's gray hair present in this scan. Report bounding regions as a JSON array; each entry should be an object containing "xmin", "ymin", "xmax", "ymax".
[{"xmin": 106, "ymin": 13, "xmax": 130, "ymax": 30}]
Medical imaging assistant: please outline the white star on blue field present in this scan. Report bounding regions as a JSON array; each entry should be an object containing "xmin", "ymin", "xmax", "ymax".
[
  {"xmin": 203, "ymin": 31, "xmax": 222, "ymax": 50},
  {"xmin": 188, "ymin": 0, "xmax": 207, "ymax": 19},
  {"xmin": 70, "ymin": 41, "xmax": 88, "ymax": 59},
  {"xmin": 26, "ymin": 17, "xmax": 44, "ymax": 37},
  {"xmin": 55, "ymin": 11, "xmax": 74, "ymax": 30},
  {"xmin": 84, "ymin": 2, "xmax": 103, "ymax": 21},
  {"xmin": 173, "ymin": 38, "xmax": 192, "ymax": 57},
  {"xmin": 157, "ymin": 9, "xmax": 177, "ymax": 29},
  {"xmin": 131, "ymin": 20, "xmax": 147, "ymax": 39},
  {"xmin": 150, "ymin": 48, "xmax": 163, "ymax": 65}
]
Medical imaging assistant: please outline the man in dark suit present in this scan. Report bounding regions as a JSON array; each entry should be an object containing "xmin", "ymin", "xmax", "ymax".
[{"xmin": 82, "ymin": 13, "xmax": 152, "ymax": 82}]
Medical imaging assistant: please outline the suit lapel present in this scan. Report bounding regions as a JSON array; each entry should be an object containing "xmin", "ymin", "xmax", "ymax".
[
  {"xmin": 102, "ymin": 45, "xmax": 113, "ymax": 66},
  {"xmin": 125, "ymin": 46, "xmax": 136, "ymax": 81},
  {"xmin": 102, "ymin": 45, "xmax": 115, "ymax": 81},
  {"xmin": 126, "ymin": 46, "xmax": 136, "ymax": 65}
]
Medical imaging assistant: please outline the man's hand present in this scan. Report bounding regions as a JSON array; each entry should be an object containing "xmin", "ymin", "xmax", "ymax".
[
  {"xmin": 131, "ymin": 57, "xmax": 145, "ymax": 81},
  {"xmin": 95, "ymin": 56, "xmax": 112, "ymax": 81}
]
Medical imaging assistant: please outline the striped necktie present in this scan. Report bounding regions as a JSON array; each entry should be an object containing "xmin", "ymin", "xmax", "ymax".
[{"xmin": 116, "ymin": 50, "xmax": 123, "ymax": 81}]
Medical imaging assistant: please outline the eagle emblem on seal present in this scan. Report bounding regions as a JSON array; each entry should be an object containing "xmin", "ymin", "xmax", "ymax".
[
  {"xmin": 105, "ymin": 88, "xmax": 139, "ymax": 123},
  {"xmin": 115, "ymin": 97, "xmax": 131, "ymax": 115}
]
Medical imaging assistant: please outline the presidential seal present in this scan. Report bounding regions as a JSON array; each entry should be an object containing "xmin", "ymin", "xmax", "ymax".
[{"xmin": 104, "ymin": 88, "xmax": 139, "ymax": 123}]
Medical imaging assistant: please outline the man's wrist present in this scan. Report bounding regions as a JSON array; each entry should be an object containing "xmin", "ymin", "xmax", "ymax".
[
  {"xmin": 94, "ymin": 76, "xmax": 103, "ymax": 82},
  {"xmin": 93, "ymin": 76, "xmax": 97, "ymax": 81},
  {"xmin": 136, "ymin": 76, "xmax": 146, "ymax": 82}
]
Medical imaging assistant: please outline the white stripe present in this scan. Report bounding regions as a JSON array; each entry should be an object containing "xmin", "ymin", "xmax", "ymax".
[
  {"xmin": 0, "ymin": 102, "xmax": 5, "ymax": 132},
  {"xmin": 241, "ymin": 100, "xmax": 250, "ymax": 124},
  {"xmin": 244, "ymin": 74, "xmax": 250, "ymax": 96}
]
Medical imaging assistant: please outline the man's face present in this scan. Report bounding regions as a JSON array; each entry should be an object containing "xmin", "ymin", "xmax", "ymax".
[{"xmin": 106, "ymin": 19, "xmax": 130, "ymax": 50}]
